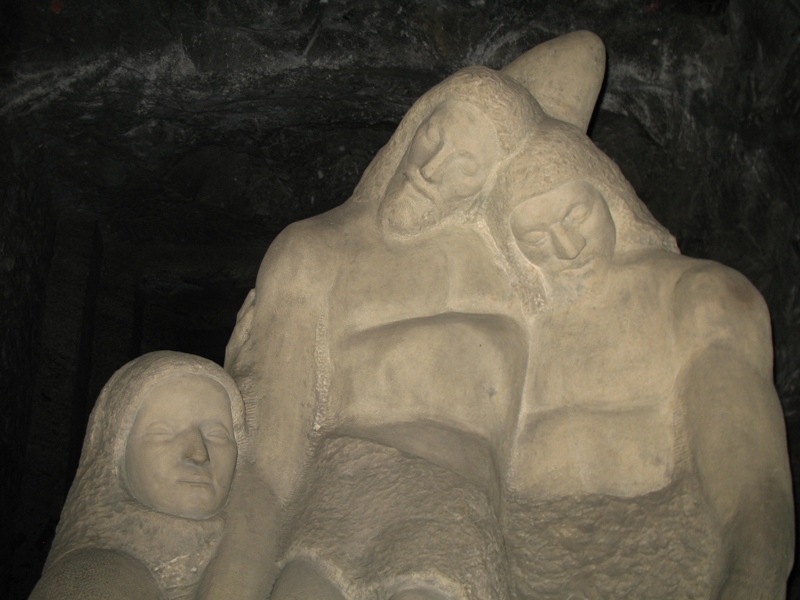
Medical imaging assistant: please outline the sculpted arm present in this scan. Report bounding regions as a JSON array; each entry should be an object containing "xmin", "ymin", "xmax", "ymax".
[
  {"xmin": 673, "ymin": 263, "xmax": 794, "ymax": 598},
  {"xmin": 197, "ymin": 221, "xmax": 337, "ymax": 600}
]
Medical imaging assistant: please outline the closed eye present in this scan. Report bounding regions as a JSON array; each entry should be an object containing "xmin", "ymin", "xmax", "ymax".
[
  {"xmin": 564, "ymin": 202, "xmax": 592, "ymax": 225},
  {"xmin": 518, "ymin": 230, "xmax": 548, "ymax": 246},
  {"xmin": 203, "ymin": 424, "xmax": 233, "ymax": 442}
]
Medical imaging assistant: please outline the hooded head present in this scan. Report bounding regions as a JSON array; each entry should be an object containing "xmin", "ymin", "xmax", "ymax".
[
  {"xmin": 485, "ymin": 118, "xmax": 679, "ymax": 310},
  {"xmin": 47, "ymin": 351, "xmax": 247, "ymax": 595},
  {"xmin": 348, "ymin": 66, "xmax": 543, "ymax": 237}
]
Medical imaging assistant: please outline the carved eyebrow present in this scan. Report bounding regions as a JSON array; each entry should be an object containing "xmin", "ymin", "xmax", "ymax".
[
  {"xmin": 202, "ymin": 422, "xmax": 233, "ymax": 437},
  {"xmin": 512, "ymin": 200, "xmax": 559, "ymax": 230}
]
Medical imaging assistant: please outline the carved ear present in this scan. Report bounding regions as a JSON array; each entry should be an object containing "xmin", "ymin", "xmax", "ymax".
[{"xmin": 501, "ymin": 30, "xmax": 606, "ymax": 133}]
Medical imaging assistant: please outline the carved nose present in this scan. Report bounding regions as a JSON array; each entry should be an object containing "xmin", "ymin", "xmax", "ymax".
[
  {"xmin": 420, "ymin": 146, "xmax": 446, "ymax": 183},
  {"xmin": 551, "ymin": 226, "xmax": 586, "ymax": 260},
  {"xmin": 183, "ymin": 430, "xmax": 210, "ymax": 465}
]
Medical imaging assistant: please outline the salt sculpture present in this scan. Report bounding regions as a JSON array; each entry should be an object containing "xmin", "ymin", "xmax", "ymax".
[
  {"xmin": 31, "ymin": 31, "xmax": 793, "ymax": 600},
  {"xmin": 31, "ymin": 352, "xmax": 246, "ymax": 600},
  {"xmin": 206, "ymin": 31, "xmax": 792, "ymax": 599}
]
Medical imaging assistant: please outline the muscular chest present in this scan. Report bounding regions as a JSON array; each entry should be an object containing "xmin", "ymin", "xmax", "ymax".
[
  {"xmin": 319, "ymin": 310, "xmax": 526, "ymax": 494},
  {"xmin": 509, "ymin": 284, "xmax": 681, "ymax": 499},
  {"xmin": 533, "ymin": 287, "xmax": 678, "ymax": 409},
  {"xmin": 333, "ymin": 313, "xmax": 527, "ymax": 444}
]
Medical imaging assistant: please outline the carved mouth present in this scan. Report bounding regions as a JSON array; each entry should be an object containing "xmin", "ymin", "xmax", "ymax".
[
  {"xmin": 379, "ymin": 171, "xmax": 444, "ymax": 237},
  {"xmin": 177, "ymin": 479, "xmax": 213, "ymax": 487}
]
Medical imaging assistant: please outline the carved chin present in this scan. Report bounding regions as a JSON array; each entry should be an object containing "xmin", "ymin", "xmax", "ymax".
[
  {"xmin": 548, "ymin": 263, "xmax": 610, "ymax": 305},
  {"xmin": 378, "ymin": 190, "xmax": 440, "ymax": 237}
]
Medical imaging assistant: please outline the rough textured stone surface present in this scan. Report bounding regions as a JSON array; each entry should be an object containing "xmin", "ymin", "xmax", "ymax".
[
  {"xmin": 2, "ymin": 0, "xmax": 799, "ymax": 598},
  {"xmin": 208, "ymin": 37, "xmax": 790, "ymax": 597},
  {"xmin": 31, "ymin": 351, "xmax": 246, "ymax": 600}
]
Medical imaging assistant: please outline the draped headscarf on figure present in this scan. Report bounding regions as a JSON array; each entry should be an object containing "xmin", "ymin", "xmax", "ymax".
[
  {"xmin": 346, "ymin": 66, "xmax": 544, "ymax": 226},
  {"xmin": 36, "ymin": 351, "xmax": 247, "ymax": 600}
]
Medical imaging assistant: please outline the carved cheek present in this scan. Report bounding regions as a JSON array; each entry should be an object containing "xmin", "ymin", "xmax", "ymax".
[
  {"xmin": 126, "ymin": 435, "xmax": 178, "ymax": 508},
  {"xmin": 583, "ymin": 210, "xmax": 616, "ymax": 258},
  {"xmin": 209, "ymin": 440, "xmax": 237, "ymax": 489},
  {"xmin": 445, "ymin": 170, "xmax": 486, "ymax": 201}
]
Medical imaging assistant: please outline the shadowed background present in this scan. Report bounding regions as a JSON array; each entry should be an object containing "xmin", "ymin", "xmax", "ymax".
[{"xmin": 2, "ymin": 0, "xmax": 799, "ymax": 597}]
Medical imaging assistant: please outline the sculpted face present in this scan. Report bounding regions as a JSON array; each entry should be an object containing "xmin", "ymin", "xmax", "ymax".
[
  {"xmin": 125, "ymin": 374, "xmax": 238, "ymax": 520},
  {"xmin": 510, "ymin": 180, "xmax": 616, "ymax": 289},
  {"xmin": 379, "ymin": 99, "xmax": 500, "ymax": 236}
]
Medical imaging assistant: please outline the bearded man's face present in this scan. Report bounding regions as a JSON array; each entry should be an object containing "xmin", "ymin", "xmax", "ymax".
[{"xmin": 379, "ymin": 100, "xmax": 500, "ymax": 236}]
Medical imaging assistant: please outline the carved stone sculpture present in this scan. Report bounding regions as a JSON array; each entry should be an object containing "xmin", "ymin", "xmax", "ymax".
[
  {"xmin": 202, "ymin": 30, "xmax": 794, "ymax": 600},
  {"xmin": 31, "ymin": 351, "xmax": 246, "ymax": 600},
  {"xmin": 210, "ymin": 61, "xmax": 544, "ymax": 600},
  {"xmin": 491, "ymin": 141, "xmax": 794, "ymax": 596},
  {"xmin": 33, "ymin": 30, "xmax": 793, "ymax": 600}
]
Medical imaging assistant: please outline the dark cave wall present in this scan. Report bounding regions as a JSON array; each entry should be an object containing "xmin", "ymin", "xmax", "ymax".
[
  {"xmin": 2, "ymin": 0, "xmax": 799, "ymax": 598},
  {"xmin": 0, "ymin": 130, "xmax": 53, "ymax": 587}
]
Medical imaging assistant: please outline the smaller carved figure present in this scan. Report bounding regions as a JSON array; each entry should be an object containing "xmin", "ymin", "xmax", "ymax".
[{"xmin": 30, "ymin": 351, "xmax": 247, "ymax": 600}]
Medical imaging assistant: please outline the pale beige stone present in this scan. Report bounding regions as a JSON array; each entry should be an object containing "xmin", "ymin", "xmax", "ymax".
[
  {"xmin": 492, "ymin": 135, "xmax": 794, "ymax": 596},
  {"xmin": 501, "ymin": 30, "xmax": 606, "ymax": 133},
  {"xmin": 31, "ymin": 351, "xmax": 247, "ymax": 600},
  {"xmin": 30, "ymin": 548, "xmax": 163, "ymax": 600},
  {"xmin": 33, "ymin": 30, "xmax": 793, "ymax": 600},
  {"xmin": 203, "ymin": 64, "xmax": 544, "ymax": 600},
  {"xmin": 206, "ymin": 30, "xmax": 792, "ymax": 600},
  {"xmin": 125, "ymin": 374, "xmax": 238, "ymax": 520}
]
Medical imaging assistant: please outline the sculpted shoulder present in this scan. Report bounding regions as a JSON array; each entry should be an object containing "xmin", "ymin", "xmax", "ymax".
[
  {"xmin": 672, "ymin": 257, "xmax": 773, "ymax": 376},
  {"xmin": 255, "ymin": 213, "xmax": 347, "ymax": 296}
]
